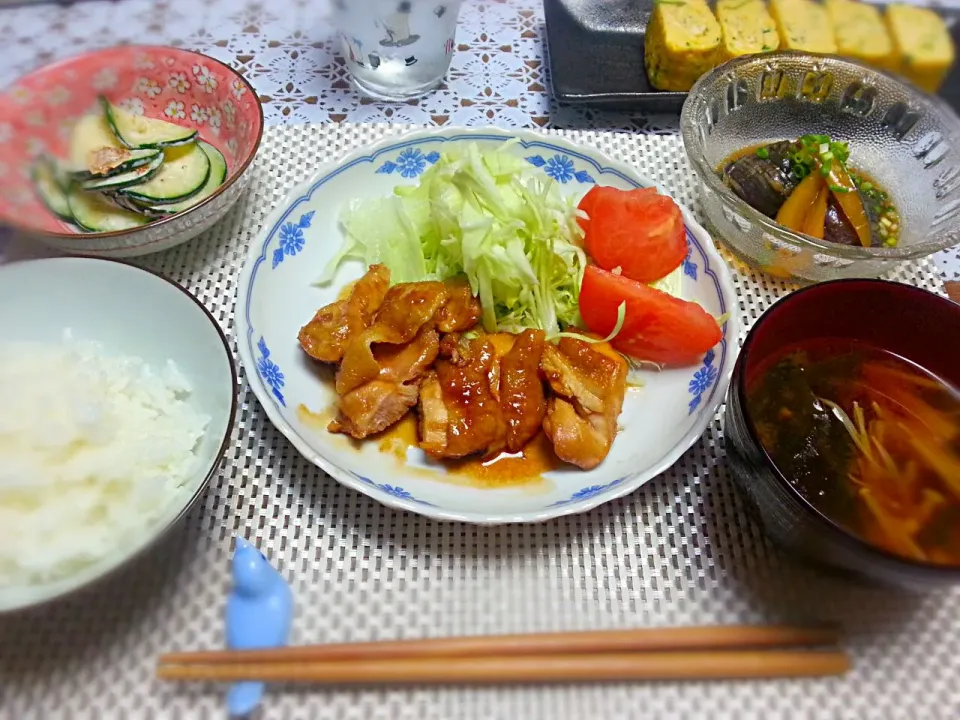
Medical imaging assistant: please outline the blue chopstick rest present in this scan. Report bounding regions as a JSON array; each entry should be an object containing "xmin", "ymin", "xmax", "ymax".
[{"xmin": 225, "ymin": 537, "xmax": 294, "ymax": 717}]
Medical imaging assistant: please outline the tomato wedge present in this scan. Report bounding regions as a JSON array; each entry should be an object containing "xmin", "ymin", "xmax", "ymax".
[
  {"xmin": 578, "ymin": 185, "xmax": 653, "ymax": 233},
  {"xmin": 576, "ymin": 185, "xmax": 600, "ymax": 234},
  {"xmin": 577, "ymin": 186, "xmax": 687, "ymax": 284},
  {"xmin": 579, "ymin": 265, "xmax": 723, "ymax": 366},
  {"xmin": 577, "ymin": 185, "xmax": 636, "ymax": 234}
]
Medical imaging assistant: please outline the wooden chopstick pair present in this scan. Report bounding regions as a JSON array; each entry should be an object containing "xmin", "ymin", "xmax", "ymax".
[{"xmin": 157, "ymin": 625, "xmax": 849, "ymax": 686}]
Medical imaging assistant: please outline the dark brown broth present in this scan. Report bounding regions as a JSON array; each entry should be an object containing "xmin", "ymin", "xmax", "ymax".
[{"xmin": 746, "ymin": 338, "xmax": 960, "ymax": 564}]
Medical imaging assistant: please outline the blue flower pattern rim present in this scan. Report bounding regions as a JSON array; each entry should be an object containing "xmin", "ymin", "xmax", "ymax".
[
  {"xmin": 236, "ymin": 128, "xmax": 739, "ymax": 523},
  {"xmin": 357, "ymin": 477, "xmax": 436, "ymax": 507},
  {"xmin": 255, "ymin": 338, "xmax": 286, "ymax": 407},
  {"xmin": 375, "ymin": 148, "xmax": 441, "ymax": 177},
  {"xmin": 548, "ymin": 476, "xmax": 629, "ymax": 507},
  {"xmin": 687, "ymin": 349, "xmax": 718, "ymax": 414},
  {"xmin": 525, "ymin": 154, "xmax": 595, "ymax": 184},
  {"xmin": 272, "ymin": 211, "xmax": 314, "ymax": 269}
]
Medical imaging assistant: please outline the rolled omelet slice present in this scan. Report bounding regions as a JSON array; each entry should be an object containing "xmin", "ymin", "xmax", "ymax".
[
  {"xmin": 826, "ymin": 0, "xmax": 898, "ymax": 72},
  {"xmin": 770, "ymin": 0, "xmax": 838, "ymax": 54},
  {"xmin": 645, "ymin": 0, "xmax": 722, "ymax": 92},
  {"xmin": 885, "ymin": 4, "xmax": 955, "ymax": 93},
  {"xmin": 716, "ymin": 0, "xmax": 780, "ymax": 63}
]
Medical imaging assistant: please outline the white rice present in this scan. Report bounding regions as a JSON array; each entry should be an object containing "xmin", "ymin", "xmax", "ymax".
[{"xmin": 0, "ymin": 332, "xmax": 210, "ymax": 585}]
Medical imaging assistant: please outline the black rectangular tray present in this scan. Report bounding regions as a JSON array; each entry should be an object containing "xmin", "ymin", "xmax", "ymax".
[{"xmin": 543, "ymin": 0, "xmax": 960, "ymax": 115}]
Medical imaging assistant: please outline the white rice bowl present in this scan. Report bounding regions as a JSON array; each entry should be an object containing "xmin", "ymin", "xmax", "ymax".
[
  {"xmin": 0, "ymin": 335, "xmax": 210, "ymax": 585},
  {"xmin": 0, "ymin": 258, "xmax": 236, "ymax": 612}
]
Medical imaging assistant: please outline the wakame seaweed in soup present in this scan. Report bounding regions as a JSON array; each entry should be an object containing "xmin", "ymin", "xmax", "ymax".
[{"xmin": 747, "ymin": 338, "xmax": 960, "ymax": 565}]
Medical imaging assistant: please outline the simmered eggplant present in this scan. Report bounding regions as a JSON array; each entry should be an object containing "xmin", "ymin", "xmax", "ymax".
[
  {"xmin": 722, "ymin": 141, "xmax": 800, "ymax": 218},
  {"xmin": 823, "ymin": 196, "xmax": 861, "ymax": 246},
  {"xmin": 719, "ymin": 135, "xmax": 901, "ymax": 248},
  {"xmin": 823, "ymin": 189, "xmax": 903, "ymax": 248}
]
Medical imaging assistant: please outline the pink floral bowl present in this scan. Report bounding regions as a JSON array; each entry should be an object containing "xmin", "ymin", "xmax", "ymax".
[{"xmin": 0, "ymin": 45, "xmax": 262, "ymax": 258}]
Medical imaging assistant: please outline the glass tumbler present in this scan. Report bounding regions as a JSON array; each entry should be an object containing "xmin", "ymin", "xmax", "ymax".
[{"xmin": 332, "ymin": 0, "xmax": 463, "ymax": 101}]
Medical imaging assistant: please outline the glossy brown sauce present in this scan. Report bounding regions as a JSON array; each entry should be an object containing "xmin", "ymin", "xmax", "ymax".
[
  {"xmin": 486, "ymin": 333, "xmax": 516, "ymax": 356},
  {"xmin": 300, "ymin": 404, "xmax": 564, "ymax": 488},
  {"xmin": 439, "ymin": 429, "xmax": 564, "ymax": 487},
  {"xmin": 720, "ymin": 142, "xmax": 767, "ymax": 167},
  {"xmin": 336, "ymin": 279, "xmax": 358, "ymax": 301},
  {"xmin": 297, "ymin": 403, "xmax": 335, "ymax": 429},
  {"xmin": 377, "ymin": 411, "xmax": 419, "ymax": 459},
  {"xmin": 298, "ymin": 329, "xmax": 623, "ymax": 487},
  {"xmin": 377, "ymin": 413, "xmax": 565, "ymax": 488}
]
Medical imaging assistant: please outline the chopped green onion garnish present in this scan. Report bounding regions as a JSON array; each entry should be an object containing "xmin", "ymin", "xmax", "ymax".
[
  {"xmin": 820, "ymin": 163, "xmax": 832, "ymax": 177},
  {"xmin": 829, "ymin": 184, "xmax": 852, "ymax": 193},
  {"xmin": 756, "ymin": 147, "xmax": 769, "ymax": 159}
]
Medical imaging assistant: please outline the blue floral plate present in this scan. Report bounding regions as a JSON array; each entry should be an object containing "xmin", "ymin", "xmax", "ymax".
[{"xmin": 236, "ymin": 128, "xmax": 739, "ymax": 524}]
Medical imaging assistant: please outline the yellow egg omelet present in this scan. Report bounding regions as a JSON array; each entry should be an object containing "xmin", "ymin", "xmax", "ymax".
[
  {"xmin": 826, "ymin": 0, "xmax": 898, "ymax": 72},
  {"xmin": 886, "ymin": 4, "xmax": 955, "ymax": 93},
  {"xmin": 716, "ymin": 0, "xmax": 780, "ymax": 63},
  {"xmin": 770, "ymin": 0, "xmax": 838, "ymax": 54},
  {"xmin": 645, "ymin": 0, "xmax": 722, "ymax": 92}
]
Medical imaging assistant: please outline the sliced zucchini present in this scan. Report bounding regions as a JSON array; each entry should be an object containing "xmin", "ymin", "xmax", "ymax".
[
  {"xmin": 107, "ymin": 192, "xmax": 169, "ymax": 218},
  {"xmin": 68, "ymin": 113, "xmax": 123, "ymax": 170},
  {"xmin": 100, "ymin": 96, "xmax": 197, "ymax": 149},
  {"xmin": 80, "ymin": 152, "xmax": 164, "ymax": 191},
  {"xmin": 70, "ymin": 147, "xmax": 162, "ymax": 181},
  {"xmin": 32, "ymin": 157, "xmax": 73, "ymax": 222},
  {"xmin": 67, "ymin": 188, "xmax": 149, "ymax": 232},
  {"xmin": 199, "ymin": 141, "xmax": 227, "ymax": 186},
  {"xmin": 133, "ymin": 141, "xmax": 228, "ymax": 215},
  {"xmin": 117, "ymin": 143, "xmax": 210, "ymax": 204}
]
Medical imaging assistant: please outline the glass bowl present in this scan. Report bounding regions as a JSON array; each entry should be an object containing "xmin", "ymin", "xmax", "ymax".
[
  {"xmin": 681, "ymin": 51, "xmax": 960, "ymax": 282},
  {"xmin": 725, "ymin": 279, "xmax": 960, "ymax": 590}
]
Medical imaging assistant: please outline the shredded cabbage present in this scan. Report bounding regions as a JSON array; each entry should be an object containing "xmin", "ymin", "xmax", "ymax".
[
  {"xmin": 320, "ymin": 141, "xmax": 588, "ymax": 333},
  {"xmin": 320, "ymin": 141, "xmax": 692, "ymax": 343},
  {"xmin": 650, "ymin": 263, "xmax": 683, "ymax": 298}
]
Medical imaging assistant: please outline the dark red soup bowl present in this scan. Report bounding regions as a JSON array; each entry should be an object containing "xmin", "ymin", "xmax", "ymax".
[{"xmin": 724, "ymin": 279, "xmax": 960, "ymax": 590}]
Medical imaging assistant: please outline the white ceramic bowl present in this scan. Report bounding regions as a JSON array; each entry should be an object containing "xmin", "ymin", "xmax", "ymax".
[
  {"xmin": 0, "ymin": 46, "xmax": 263, "ymax": 258},
  {"xmin": 237, "ymin": 127, "xmax": 740, "ymax": 524},
  {"xmin": 0, "ymin": 257, "xmax": 237, "ymax": 612}
]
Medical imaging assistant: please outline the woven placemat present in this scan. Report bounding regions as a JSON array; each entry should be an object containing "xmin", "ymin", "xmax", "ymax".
[{"xmin": 1, "ymin": 124, "xmax": 957, "ymax": 720}]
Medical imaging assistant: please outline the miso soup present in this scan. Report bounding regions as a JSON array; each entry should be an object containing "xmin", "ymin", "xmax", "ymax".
[{"xmin": 746, "ymin": 338, "xmax": 960, "ymax": 565}]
